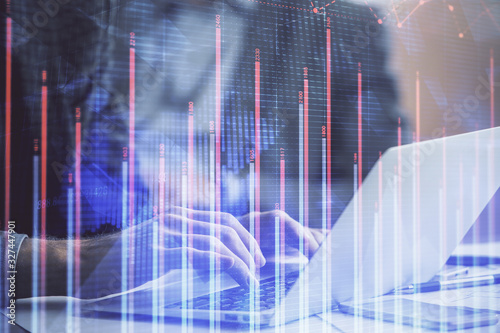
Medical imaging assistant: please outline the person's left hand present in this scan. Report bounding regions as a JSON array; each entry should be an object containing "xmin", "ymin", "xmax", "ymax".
[{"xmin": 237, "ymin": 210, "xmax": 324, "ymax": 259}]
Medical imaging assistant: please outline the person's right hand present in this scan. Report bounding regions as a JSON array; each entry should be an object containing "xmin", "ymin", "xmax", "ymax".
[
  {"xmin": 81, "ymin": 207, "xmax": 265, "ymax": 297},
  {"xmin": 162, "ymin": 206, "xmax": 266, "ymax": 286}
]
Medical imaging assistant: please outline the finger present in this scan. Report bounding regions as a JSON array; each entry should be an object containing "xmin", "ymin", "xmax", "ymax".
[
  {"xmin": 185, "ymin": 220, "xmax": 257, "ymax": 271},
  {"xmin": 219, "ymin": 212, "xmax": 266, "ymax": 267},
  {"xmin": 163, "ymin": 215, "xmax": 255, "ymax": 270},
  {"xmin": 274, "ymin": 210, "xmax": 320, "ymax": 255},
  {"xmin": 188, "ymin": 234, "xmax": 258, "ymax": 287},
  {"xmin": 168, "ymin": 206, "xmax": 212, "ymax": 223},
  {"xmin": 218, "ymin": 224, "xmax": 261, "ymax": 270},
  {"xmin": 162, "ymin": 248, "xmax": 234, "ymax": 271},
  {"xmin": 168, "ymin": 208, "xmax": 265, "ymax": 267},
  {"xmin": 302, "ymin": 227, "xmax": 320, "ymax": 256},
  {"xmin": 309, "ymin": 228, "xmax": 325, "ymax": 245}
]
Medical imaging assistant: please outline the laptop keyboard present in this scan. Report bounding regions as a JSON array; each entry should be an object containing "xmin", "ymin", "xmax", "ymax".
[{"xmin": 165, "ymin": 271, "xmax": 300, "ymax": 312}]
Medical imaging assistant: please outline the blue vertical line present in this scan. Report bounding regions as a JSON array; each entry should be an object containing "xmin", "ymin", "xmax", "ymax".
[
  {"xmin": 231, "ymin": 94, "xmax": 238, "ymax": 170},
  {"xmin": 238, "ymin": 104, "xmax": 244, "ymax": 170},
  {"xmin": 353, "ymin": 160, "xmax": 360, "ymax": 331},
  {"xmin": 111, "ymin": 183, "xmax": 117, "ymax": 227},
  {"xmin": 299, "ymin": 102, "xmax": 304, "ymax": 245},
  {"xmin": 439, "ymin": 186, "xmax": 445, "ymax": 331},
  {"xmin": 261, "ymin": 119, "xmax": 267, "ymax": 151},
  {"xmin": 250, "ymin": 112, "xmax": 254, "ymax": 150},
  {"xmin": 245, "ymin": 113, "xmax": 250, "ymax": 147},
  {"xmin": 198, "ymin": 134, "xmax": 204, "ymax": 208},
  {"xmin": 152, "ymin": 220, "xmax": 159, "ymax": 332},
  {"xmin": 274, "ymin": 9, "xmax": 280, "ymax": 332},
  {"xmin": 487, "ymin": 140, "xmax": 495, "ymax": 280},
  {"xmin": 121, "ymin": 160, "xmax": 128, "ymax": 333},
  {"xmin": 67, "ymin": 187, "xmax": 74, "ymax": 332},
  {"xmin": 274, "ymin": 214, "xmax": 280, "ymax": 330},
  {"xmin": 141, "ymin": 179, "xmax": 148, "ymax": 284},
  {"xmin": 392, "ymin": 172, "xmax": 400, "ymax": 327},
  {"xmin": 249, "ymin": 162, "xmax": 256, "ymax": 331},
  {"xmin": 203, "ymin": 134, "xmax": 209, "ymax": 208},
  {"xmin": 181, "ymin": 173, "xmax": 188, "ymax": 333},
  {"xmin": 412, "ymin": 142, "xmax": 419, "ymax": 329},
  {"xmin": 32, "ymin": 155, "xmax": 39, "ymax": 330},
  {"xmin": 227, "ymin": 110, "xmax": 233, "ymax": 170},
  {"xmin": 151, "ymin": 135, "xmax": 159, "ymax": 328},
  {"xmin": 209, "ymin": 132, "xmax": 216, "ymax": 333},
  {"xmin": 374, "ymin": 210, "xmax": 381, "ymax": 330},
  {"xmin": 298, "ymin": 101, "xmax": 305, "ymax": 323},
  {"xmin": 321, "ymin": 137, "xmax": 327, "ymax": 322},
  {"xmin": 222, "ymin": 165, "xmax": 227, "ymax": 212}
]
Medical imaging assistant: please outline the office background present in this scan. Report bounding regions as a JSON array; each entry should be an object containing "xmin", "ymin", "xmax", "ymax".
[{"xmin": 358, "ymin": 0, "xmax": 500, "ymax": 241}]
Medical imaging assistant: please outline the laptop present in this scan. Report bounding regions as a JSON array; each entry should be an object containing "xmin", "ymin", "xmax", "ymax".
[{"xmin": 93, "ymin": 127, "xmax": 500, "ymax": 326}]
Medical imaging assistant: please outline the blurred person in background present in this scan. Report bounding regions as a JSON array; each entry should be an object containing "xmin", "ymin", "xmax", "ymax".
[{"xmin": 1, "ymin": 0, "xmax": 403, "ymax": 306}]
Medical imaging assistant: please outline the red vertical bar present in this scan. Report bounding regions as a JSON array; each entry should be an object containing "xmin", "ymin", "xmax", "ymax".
[
  {"xmin": 280, "ymin": 148, "xmax": 285, "ymax": 294},
  {"xmin": 255, "ymin": 48, "xmax": 261, "ymax": 245},
  {"xmin": 442, "ymin": 127, "xmax": 447, "ymax": 259},
  {"xmin": 377, "ymin": 151, "xmax": 383, "ymax": 300},
  {"xmin": 416, "ymin": 72, "xmax": 421, "ymax": 276},
  {"xmin": 304, "ymin": 67, "xmax": 309, "ymax": 250},
  {"xmin": 326, "ymin": 20, "xmax": 332, "ymax": 230},
  {"xmin": 491, "ymin": 49, "xmax": 494, "ymax": 128},
  {"xmin": 41, "ymin": 71, "xmax": 47, "ymax": 297},
  {"xmin": 357, "ymin": 63, "xmax": 362, "ymax": 224},
  {"xmin": 280, "ymin": 149, "xmax": 285, "ymax": 228},
  {"xmin": 75, "ymin": 108, "xmax": 81, "ymax": 297},
  {"xmin": 416, "ymin": 71, "xmax": 420, "ymax": 142},
  {"xmin": 357, "ymin": 63, "xmax": 362, "ymax": 188},
  {"xmin": 215, "ymin": 20, "xmax": 221, "ymax": 213},
  {"xmin": 489, "ymin": 49, "xmax": 495, "ymax": 235},
  {"xmin": 4, "ymin": 17, "xmax": 12, "ymax": 227},
  {"xmin": 398, "ymin": 120, "xmax": 402, "ymax": 167},
  {"xmin": 129, "ymin": 40, "xmax": 135, "ymax": 227},
  {"xmin": 398, "ymin": 117, "xmax": 402, "ymax": 223}
]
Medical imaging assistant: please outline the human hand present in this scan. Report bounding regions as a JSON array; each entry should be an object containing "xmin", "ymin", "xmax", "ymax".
[
  {"xmin": 237, "ymin": 210, "xmax": 324, "ymax": 259},
  {"xmin": 163, "ymin": 206, "xmax": 266, "ymax": 285},
  {"xmin": 80, "ymin": 207, "xmax": 265, "ymax": 297},
  {"xmin": 15, "ymin": 210, "xmax": 320, "ymax": 300}
]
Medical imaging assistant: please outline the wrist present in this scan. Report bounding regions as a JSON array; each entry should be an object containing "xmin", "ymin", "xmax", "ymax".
[
  {"xmin": 80, "ymin": 233, "xmax": 120, "ymax": 276},
  {"xmin": 17, "ymin": 238, "xmax": 68, "ymax": 298},
  {"xmin": 16, "ymin": 238, "xmax": 33, "ymax": 298},
  {"xmin": 15, "ymin": 234, "xmax": 120, "ymax": 299}
]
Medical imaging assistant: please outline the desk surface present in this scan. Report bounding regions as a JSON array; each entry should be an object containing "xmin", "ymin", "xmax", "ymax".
[
  {"xmin": 11, "ymin": 295, "xmax": 500, "ymax": 333},
  {"xmin": 11, "ymin": 243, "xmax": 500, "ymax": 332}
]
